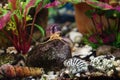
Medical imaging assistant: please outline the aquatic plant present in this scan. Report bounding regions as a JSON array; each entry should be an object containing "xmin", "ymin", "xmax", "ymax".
[
  {"xmin": 44, "ymin": 0, "xmax": 84, "ymax": 8},
  {"xmin": 0, "ymin": 0, "xmax": 46, "ymax": 54},
  {"xmin": 83, "ymin": 0, "xmax": 120, "ymax": 48}
]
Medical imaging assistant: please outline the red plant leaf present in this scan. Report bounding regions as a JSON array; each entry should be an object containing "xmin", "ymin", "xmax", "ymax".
[
  {"xmin": 22, "ymin": 42, "xmax": 30, "ymax": 54},
  {"xmin": 35, "ymin": 1, "xmax": 43, "ymax": 14},
  {"xmin": 0, "ymin": 11, "xmax": 11, "ymax": 29},
  {"xmin": 100, "ymin": 0, "xmax": 109, "ymax": 3},
  {"xmin": 88, "ymin": 34, "xmax": 98, "ymax": 44},
  {"xmin": 24, "ymin": 0, "xmax": 36, "ymax": 15},
  {"xmin": 115, "ymin": 6, "xmax": 120, "ymax": 12},
  {"xmin": 101, "ymin": 33, "xmax": 115, "ymax": 44},
  {"xmin": 86, "ymin": 0, "xmax": 113, "ymax": 10},
  {"xmin": 44, "ymin": 0, "xmax": 61, "ymax": 8},
  {"xmin": 8, "ymin": 0, "xmax": 17, "ymax": 10}
]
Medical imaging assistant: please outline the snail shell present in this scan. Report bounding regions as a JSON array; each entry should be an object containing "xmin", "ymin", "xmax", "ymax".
[{"xmin": 64, "ymin": 57, "xmax": 89, "ymax": 74}]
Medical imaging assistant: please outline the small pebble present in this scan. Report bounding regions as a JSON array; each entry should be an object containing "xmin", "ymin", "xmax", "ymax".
[
  {"xmin": 0, "ymin": 49, "xmax": 4, "ymax": 55},
  {"xmin": 116, "ymin": 67, "xmax": 120, "ymax": 71},
  {"xmin": 107, "ymin": 70, "xmax": 114, "ymax": 76}
]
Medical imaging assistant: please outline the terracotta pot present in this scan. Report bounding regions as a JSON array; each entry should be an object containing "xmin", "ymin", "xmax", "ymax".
[{"xmin": 74, "ymin": 3, "xmax": 93, "ymax": 34}]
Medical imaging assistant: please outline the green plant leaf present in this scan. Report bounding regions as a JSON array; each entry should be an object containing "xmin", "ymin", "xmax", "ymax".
[
  {"xmin": 116, "ymin": 33, "xmax": 120, "ymax": 43},
  {"xmin": 104, "ymin": 10, "xmax": 115, "ymax": 18},
  {"xmin": 85, "ymin": 10, "xmax": 95, "ymax": 18},
  {"xmin": 43, "ymin": 0, "xmax": 50, "ymax": 7},
  {"xmin": 34, "ymin": 24, "xmax": 45, "ymax": 37},
  {"xmin": 35, "ymin": 0, "xmax": 42, "ymax": 6},
  {"xmin": 114, "ymin": 10, "xmax": 120, "ymax": 18},
  {"xmin": 8, "ymin": 0, "xmax": 17, "ymax": 10},
  {"xmin": 96, "ymin": 9, "xmax": 104, "ymax": 15},
  {"xmin": 23, "ymin": 0, "xmax": 42, "ymax": 15},
  {"xmin": 0, "ymin": 8, "xmax": 8, "ymax": 17}
]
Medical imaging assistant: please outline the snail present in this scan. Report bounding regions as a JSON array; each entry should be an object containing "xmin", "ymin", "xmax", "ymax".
[
  {"xmin": 63, "ymin": 57, "xmax": 89, "ymax": 74},
  {"xmin": 0, "ymin": 64, "xmax": 44, "ymax": 78}
]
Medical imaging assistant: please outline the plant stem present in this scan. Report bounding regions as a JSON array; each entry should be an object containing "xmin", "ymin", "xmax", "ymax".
[
  {"xmin": 28, "ymin": 1, "xmax": 43, "ymax": 43},
  {"xmin": 1, "ymin": 29, "xmax": 15, "ymax": 46},
  {"xmin": 91, "ymin": 17, "xmax": 97, "ymax": 33},
  {"xmin": 99, "ymin": 15, "xmax": 103, "ymax": 33},
  {"xmin": 116, "ymin": 17, "xmax": 120, "ymax": 41},
  {"xmin": 106, "ymin": 18, "xmax": 111, "ymax": 30},
  {"xmin": 13, "ymin": 15, "xmax": 21, "ymax": 51},
  {"xmin": 117, "ymin": 18, "xmax": 120, "ymax": 32}
]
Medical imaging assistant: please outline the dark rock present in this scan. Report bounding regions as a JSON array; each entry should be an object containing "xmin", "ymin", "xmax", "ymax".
[{"xmin": 26, "ymin": 39, "xmax": 72, "ymax": 72}]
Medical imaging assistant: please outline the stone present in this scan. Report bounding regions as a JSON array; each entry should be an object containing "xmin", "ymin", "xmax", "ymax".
[
  {"xmin": 26, "ymin": 39, "xmax": 71, "ymax": 72},
  {"xmin": 96, "ymin": 45, "xmax": 115, "ymax": 56},
  {"xmin": 68, "ymin": 31, "xmax": 83, "ymax": 43},
  {"xmin": 112, "ymin": 48, "xmax": 120, "ymax": 58},
  {"xmin": 72, "ymin": 45, "xmax": 93, "ymax": 58}
]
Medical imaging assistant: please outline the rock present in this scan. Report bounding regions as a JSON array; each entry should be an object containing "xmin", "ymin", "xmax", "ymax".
[
  {"xmin": 90, "ymin": 55, "xmax": 115, "ymax": 72},
  {"xmin": 90, "ymin": 72, "xmax": 104, "ymax": 77},
  {"xmin": 0, "ymin": 49, "xmax": 5, "ymax": 55},
  {"xmin": 72, "ymin": 45, "xmax": 93, "ymax": 58},
  {"xmin": 96, "ymin": 45, "xmax": 115, "ymax": 56},
  {"xmin": 107, "ymin": 70, "xmax": 114, "ymax": 77},
  {"xmin": 116, "ymin": 67, "xmax": 120, "ymax": 72},
  {"xmin": 26, "ymin": 39, "xmax": 71, "ymax": 72},
  {"xmin": 112, "ymin": 48, "xmax": 120, "ymax": 58},
  {"xmin": 68, "ymin": 31, "xmax": 83, "ymax": 43},
  {"xmin": 41, "ymin": 71, "xmax": 58, "ymax": 80},
  {"xmin": 6, "ymin": 46, "xmax": 17, "ymax": 54},
  {"xmin": 96, "ymin": 45, "xmax": 120, "ymax": 58}
]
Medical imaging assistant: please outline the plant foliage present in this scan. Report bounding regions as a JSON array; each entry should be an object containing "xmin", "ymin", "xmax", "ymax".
[
  {"xmin": 0, "ymin": 0, "xmax": 46, "ymax": 54},
  {"xmin": 83, "ymin": 0, "xmax": 120, "ymax": 48}
]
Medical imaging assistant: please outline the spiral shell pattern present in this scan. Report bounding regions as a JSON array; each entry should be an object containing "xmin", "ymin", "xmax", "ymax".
[
  {"xmin": 0, "ymin": 64, "xmax": 44, "ymax": 78},
  {"xmin": 64, "ymin": 57, "xmax": 88, "ymax": 74}
]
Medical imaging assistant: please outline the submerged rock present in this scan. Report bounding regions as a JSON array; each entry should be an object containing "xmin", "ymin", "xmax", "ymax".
[
  {"xmin": 0, "ymin": 49, "xmax": 4, "ymax": 55},
  {"xmin": 68, "ymin": 30, "xmax": 83, "ymax": 43},
  {"xmin": 112, "ymin": 48, "xmax": 120, "ymax": 58},
  {"xmin": 96, "ymin": 45, "xmax": 115, "ymax": 56},
  {"xmin": 90, "ymin": 55, "xmax": 115, "ymax": 72},
  {"xmin": 72, "ymin": 45, "xmax": 93, "ymax": 58},
  {"xmin": 26, "ymin": 39, "xmax": 71, "ymax": 72},
  {"xmin": 96, "ymin": 45, "xmax": 120, "ymax": 58}
]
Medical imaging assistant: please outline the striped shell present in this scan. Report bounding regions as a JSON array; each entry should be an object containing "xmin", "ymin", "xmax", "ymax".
[
  {"xmin": 63, "ymin": 57, "xmax": 88, "ymax": 74},
  {"xmin": 0, "ymin": 64, "xmax": 44, "ymax": 78}
]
